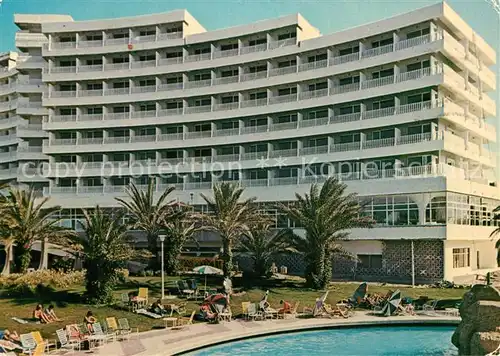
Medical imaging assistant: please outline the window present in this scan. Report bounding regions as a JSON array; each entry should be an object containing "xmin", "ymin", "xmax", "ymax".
[
  {"xmin": 221, "ymin": 43, "xmax": 238, "ymax": 51},
  {"xmin": 139, "ymin": 79, "xmax": 156, "ymax": 87},
  {"xmin": 139, "ymin": 54, "xmax": 155, "ymax": 62},
  {"xmin": 166, "ymin": 52, "xmax": 183, "ymax": 58},
  {"xmin": 87, "ymin": 83, "xmax": 103, "ymax": 90},
  {"xmin": 249, "ymin": 38, "xmax": 266, "ymax": 46},
  {"xmin": 406, "ymin": 28, "xmax": 430, "ymax": 39},
  {"xmin": 85, "ymin": 34, "xmax": 103, "ymax": 41},
  {"xmin": 139, "ymin": 29, "xmax": 156, "ymax": 36},
  {"xmin": 338, "ymin": 46, "xmax": 359, "ymax": 56},
  {"xmin": 112, "ymin": 81, "xmax": 129, "ymax": 89},
  {"xmin": 278, "ymin": 87, "xmax": 297, "ymax": 96},
  {"xmin": 87, "ymin": 107, "xmax": 103, "ymax": 115},
  {"xmin": 166, "ymin": 26, "xmax": 182, "ymax": 33},
  {"xmin": 426, "ymin": 196, "xmax": 446, "ymax": 224},
  {"xmin": 278, "ymin": 59, "xmax": 296, "ymax": 68},
  {"xmin": 60, "ymin": 84, "xmax": 76, "ymax": 92},
  {"xmin": 249, "ymin": 65, "xmax": 267, "ymax": 73},
  {"xmin": 453, "ymin": 248, "xmax": 470, "ymax": 268},
  {"xmin": 406, "ymin": 60, "xmax": 430, "ymax": 72},
  {"xmin": 59, "ymin": 35, "xmax": 76, "ymax": 43},
  {"xmin": 308, "ymin": 109, "xmax": 328, "ymax": 120},
  {"xmin": 308, "ymin": 53, "xmax": 327, "ymax": 62},
  {"xmin": 194, "ymin": 48, "xmax": 211, "ymax": 55},
  {"xmin": 276, "ymin": 113, "xmax": 297, "ymax": 123},
  {"xmin": 372, "ymin": 37, "xmax": 393, "ymax": 48},
  {"xmin": 338, "ymin": 104, "xmax": 361, "ymax": 115},
  {"xmin": 277, "ymin": 32, "xmax": 296, "ymax": 41},
  {"xmin": 59, "ymin": 60, "xmax": 76, "ymax": 67},
  {"xmin": 60, "ymin": 108, "xmax": 76, "ymax": 116},
  {"xmin": 250, "ymin": 92, "xmax": 267, "ymax": 100},
  {"xmin": 339, "ymin": 133, "xmax": 360, "ymax": 143},
  {"xmin": 308, "ymin": 82, "xmax": 328, "ymax": 91},
  {"xmin": 194, "ymin": 98, "xmax": 211, "ymax": 107},
  {"xmin": 86, "ymin": 58, "xmax": 102, "ymax": 66},
  {"xmin": 113, "ymin": 106, "xmax": 129, "ymax": 113},
  {"xmin": 367, "ymin": 129, "xmax": 393, "ymax": 140},
  {"xmin": 221, "ymin": 69, "xmax": 238, "ymax": 78},
  {"xmin": 339, "ymin": 76, "xmax": 360, "ymax": 86},
  {"xmin": 372, "ymin": 68, "xmax": 394, "ymax": 79},
  {"xmin": 166, "ymin": 101, "xmax": 182, "ymax": 109},
  {"xmin": 112, "ymin": 57, "xmax": 129, "ymax": 64},
  {"xmin": 358, "ymin": 255, "xmax": 383, "ymax": 269},
  {"xmin": 194, "ymin": 73, "xmax": 211, "ymax": 81},
  {"xmin": 112, "ymin": 33, "xmax": 129, "ymax": 39},
  {"xmin": 372, "ymin": 99, "xmax": 394, "ymax": 110},
  {"xmin": 221, "ymin": 95, "xmax": 238, "ymax": 104},
  {"xmin": 139, "ymin": 104, "xmax": 156, "ymax": 112},
  {"xmin": 407, "ymin": 92, "xmax": 431, "ymax": 104}
]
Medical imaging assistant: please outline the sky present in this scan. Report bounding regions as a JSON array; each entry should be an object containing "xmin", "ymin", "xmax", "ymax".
[{"xmin": 0, "ymin": 0, "xmax": 498, "ymax": 53}]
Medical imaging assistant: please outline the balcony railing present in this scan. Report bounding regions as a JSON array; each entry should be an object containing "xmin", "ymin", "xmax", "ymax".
[
  {"xmin": 45, "ymin": 32, "xmax": 433, "ymax": 78},
  {"xmin": 43, "ymin": 163, "xmax": 481, "ymax": 197}
]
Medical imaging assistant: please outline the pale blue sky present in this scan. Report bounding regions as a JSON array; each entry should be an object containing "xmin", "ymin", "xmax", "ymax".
[{"xmin": 0, "ymin": 0, "xmax": 498, "ymax": 52}]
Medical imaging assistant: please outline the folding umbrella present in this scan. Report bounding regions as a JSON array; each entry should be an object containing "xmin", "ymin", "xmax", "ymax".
[{"xmin": 381, "ymin": 289, "xmax": 402, "ymax": 316}]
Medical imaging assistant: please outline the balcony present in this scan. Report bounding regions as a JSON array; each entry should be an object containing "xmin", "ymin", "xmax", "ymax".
[
  {"xmin": 16, "ymin": 56, "xmax": 45, "ymax": 70},
  {"xmin": 44, "ymin": 33, "xmax": 433, "ymax": 78},
  {"xmin": 41, "ymin": 163, "xmax": 479, "ymax": 198},
  {"xmin": 15, "ymin": 32, "xmax": 47, "ymax": 48},
  {"xmin": 46, "ymin": 65, "xmax": 441, "ymax": 125}
]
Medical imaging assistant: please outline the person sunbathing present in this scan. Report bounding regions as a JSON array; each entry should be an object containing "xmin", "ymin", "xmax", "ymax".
[
  {"xmin": 201, "ymin": 305, "xmax": 218, "ymax": 323},
  {"xmin": 84, "ymin": 310, "xmax": 97, "ymax": 333},
  {"xmin": 278, "ymin": 300, "xmax": 292, "ymax": 314},
  {"xmin": 150, "ymin": 299, "xmax": 168, "ymax": 316},
  {"xmin": 33, "ymin": 304, "xmax": 51, "ymax": 323},
  {"xmin": 2, "ymin": 329, "xmax": 20, "ymax": 344},
  {"xmin": 45, "ymin": 304, "xmax": 62, "ymax": 322}
]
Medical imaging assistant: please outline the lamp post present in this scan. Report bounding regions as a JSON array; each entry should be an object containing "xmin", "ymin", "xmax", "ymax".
[{"xmin": 159, "ymin": 235, "xmax": 166, "ymax": 300}]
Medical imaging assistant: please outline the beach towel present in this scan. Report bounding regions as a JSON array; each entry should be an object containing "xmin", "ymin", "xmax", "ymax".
[
  {"xmin": 10, "ymin": 317, "xmax": 34, "ymax": 324},
  {"xmin": 135, "ymin": 308, "xmax": 163, "ymax": 319}
]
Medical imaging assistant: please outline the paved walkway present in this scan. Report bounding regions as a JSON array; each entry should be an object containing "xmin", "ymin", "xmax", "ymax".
[{"xmin": 77, "ymin": 312, "xmax": 460, "ymax": 356}]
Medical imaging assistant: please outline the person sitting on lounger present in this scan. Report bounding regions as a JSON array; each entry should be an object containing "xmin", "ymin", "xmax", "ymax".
[
  {"xmin": 44, "ymin": 304, "xmax": 62, "ymax": 322},
  {"xmin": 278, "ymin": 300, "xmax": 292, "ymax": 314},
  {"xmin": 33, "ymin": 304, "xmax": 51, "ymax": 323},
  {"xmin": 150, "ymin": 299, "xmax": 168, "ymax": 316},
  {"xmin": 84, "ymin": 310, "xmax": 97, "ymax": 333},
  {"xmin": 201, "ymin": 304, "xmax": 218, "ymax": 323}
]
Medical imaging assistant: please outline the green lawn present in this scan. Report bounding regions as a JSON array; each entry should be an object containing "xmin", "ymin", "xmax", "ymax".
[{"xmin": 0, "ymin": 275, "xmax": 468, "ymax": 339}]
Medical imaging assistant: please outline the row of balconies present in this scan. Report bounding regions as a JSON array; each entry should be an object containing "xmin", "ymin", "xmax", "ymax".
[
  {"xmin": 41, "ymin": 163, "xmax": 474, "ymax": 197},
  {"xmin": 44, "ymin": 34, "xmax": 430, "ymax": 75},
  {"xmin": 45, "ymin": 100, "xmax": 438, "ymax": 145},
  {"xmin": 0, "ymin": 146, "xmax": 46, "ymax": 163},
  {"xmin": 47, "ymin": 31, "xmax": 184, "ymax": 50},
  {"xmin": 45, "ymin": 65, "xmax": 439, "ymax": 120}
]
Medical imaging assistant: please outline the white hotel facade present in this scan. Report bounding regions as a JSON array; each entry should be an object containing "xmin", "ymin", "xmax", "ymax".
[{"xmin": 2, "ymin": 2, "xmax": 500, "ymax": 282}]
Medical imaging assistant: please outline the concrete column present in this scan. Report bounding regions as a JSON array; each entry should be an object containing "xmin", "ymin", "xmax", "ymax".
[
  {"xmin": 393, "ymin": 31, "xmax": 400, "ymax": 48},
  {"xmin": 359, "ymin": 71, "xmax": 366, "ymax": 90},
  {"xmin": 359, "ymin": 132, "xmax": 366, "ymax": 150},
  {"xmin": 358, "ymin": 41, "xmax": 365, "ymax": 59},
  {"xmin": 394, "ymin": 96, "xmax": 401, "ymax": 114},
  {"xmin": 394, "ymin": 128, "xmax": 401, "ymax": 145},
  {"xmin": 327, "ymin": 136, "xmax": 334, "ymax": 153},
  {"xmin": 328, "ymin": 107, "xmax": 334, "ymax": 123},
  {"xmin": 360, "ymin": 103, "xmax": 366, "ymax": 120},
  {"xmin": 393, "ymin": 64, "xmax": 400, "ymax": 83}
]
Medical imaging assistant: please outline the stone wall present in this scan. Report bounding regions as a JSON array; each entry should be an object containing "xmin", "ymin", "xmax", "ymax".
[
  {"xmin": 452, "ymin": 285, "xmax": 500, "ymax": 355},
  {"xmin": 236, "ymin": 239, "xmax": 444, "ymax": 283}
]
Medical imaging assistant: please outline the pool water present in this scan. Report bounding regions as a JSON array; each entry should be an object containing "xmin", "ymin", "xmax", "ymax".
[{"xmin": 191, "ymin": 325, "xmax": 457, "ymax": 356}]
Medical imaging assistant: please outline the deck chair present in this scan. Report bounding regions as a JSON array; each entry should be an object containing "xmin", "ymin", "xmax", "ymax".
[
  {"xmin": 66, "ymin": 324, "xmax": 84, "ymax": 342},
  {"xmin": 56, "ymin": 328, "xmax": 81, "ymax": 352},
  {"xmin": 87, "ymin": 322, "xmax": 108, "ymax": 347},
  {"xmin": 174, "ymin": 311, "xmax": 195, "ymax": 330},
  {"xmin": 241, "ymin": 302, "xmax": 251, "ymax": 320},
  {"xmin": 247, "ymin": 303, "xmax": 263, "ymax": 320},
  {"xmin": 323, "ymin": 304, "xmax": 349, "ymax": 318},
  {"xmin": 138, "ymin": 287, "xmax": 148, "ymax": 307},
  {"xmin": 20, "ymin": 333, "xmax": 37, "ymax": 355},
  {"xmin": 278, "ymin": 302, "xmax": 300, "ymax": 319},
  {"xmin": 120, "ymin": 293, "xmax": 133, "ymax": 311},
  {"xmin": 31, "ymin": 331, "xmax": 53, "ymax": 353},
  {"xmin": 118, "ymin": 318, "xmax": 138, "ymax": 339},
  {"xmin": 177, "ymin": 280, "xmax": 195, "ymax": 299}
]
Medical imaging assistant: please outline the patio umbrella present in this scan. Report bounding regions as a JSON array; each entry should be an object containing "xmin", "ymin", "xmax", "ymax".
[
  {"xmin": 319, "ymin": 290, "xmax": 329, "ymax": 302},
  {"xmin": 381, "ymin": 289, "xmax": 402, "ymax": 316},
  {"xmin": 193, "ymin": 265, "xmax": 223, "ymax": 291},
  {"xmin": 204, "ymin": 293, "xmax": 229, "ymax": 309}
]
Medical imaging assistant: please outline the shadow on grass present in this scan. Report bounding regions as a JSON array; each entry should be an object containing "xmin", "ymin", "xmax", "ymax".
[{"xmin": 0, "ymin": 284, "xmax": 84, "ymax": 307}]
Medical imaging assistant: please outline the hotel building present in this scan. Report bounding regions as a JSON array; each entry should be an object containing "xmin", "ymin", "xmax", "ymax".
[{"xmin": 4, "ymin": 2, "xmax": 500, "ymax": 282}]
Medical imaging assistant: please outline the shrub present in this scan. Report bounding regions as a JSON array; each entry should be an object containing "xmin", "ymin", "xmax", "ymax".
[
  {"xmin": 145, "ymin": 270, "xmax": 154, "ymax": 277},
  {"xmin": 115, "ymin": 268, "xmax": 129, "ymax": 283},
  {"xmin": 0, "ymin": 269, "xmax": 85, "ymax": 290},
  {"xmin": 178, "ymin": 256, "xmax": 223, "ymax": 271}
]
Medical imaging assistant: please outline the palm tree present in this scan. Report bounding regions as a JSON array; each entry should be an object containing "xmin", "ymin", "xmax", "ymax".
[
  {"xmin": 200, "ymin": 182, "xmax": 257, "ymax": 278},
  {"xmin": 236, "ymin": 219, "xmax": 293, "ymax": 278},
  {"xmin": 161, "ymin": 206, "xmax": 201, "ymax": 275},
  {"xmin": 2, "ymin": 187, "xmax": 70, "ymax": 273},
  {"xmin": 489, "ymin": 206, "xmax": 500, "ymax": 266},
  {"xmin": 116, "ymin": 181, "xmax": 178, "ymax": 269},
  {"xmin": 279, "ymin": 177, "xmax": 374, "ymax": 289},
  {"xmin": 74, "ymin": 207, "xmax": 136, "ymax": 304}
]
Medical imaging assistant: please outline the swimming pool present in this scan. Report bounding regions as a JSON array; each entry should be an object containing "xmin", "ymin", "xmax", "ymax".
[{"xmin": 191, "ymin": 325, "xmax": 457, "ymax": 355}]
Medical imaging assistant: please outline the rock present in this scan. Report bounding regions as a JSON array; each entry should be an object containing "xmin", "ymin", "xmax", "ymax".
[{"xmin": 452, "ymin": 285, "xmax": 500, "ymax": 355}]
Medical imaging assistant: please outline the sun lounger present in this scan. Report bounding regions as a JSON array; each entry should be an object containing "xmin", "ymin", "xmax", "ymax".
[
  {"xmin": 247, "ymin": 303, "xmax": 263, "ymax": 320},
  {"xmin": 87, "ymin": 322, "xmax": 109, "ymax": 347},
  {"xmin": 241, "ymin": 302, "xmax": 251, "ymax": 320},
  {"xmin": 20, "ymin": 333, "xmax": 37, "ymax": 355},
  {"xmin": 177, "ymin": 280, "xmax": 196, "ymax": 299},
  {"xmin": 56, "ymin": 328, "xmax": 81, "ymax": 352},
  {"xmin": 173, "ymin": 311, "xmax": 195, "ymax": 330},
  {"xmin": 118, "ymin": 318, "xmax": 138, "ymax": 339},
  {"xmin": 135, "ymin": 308, "xmax": 163, "ymax": 319}
]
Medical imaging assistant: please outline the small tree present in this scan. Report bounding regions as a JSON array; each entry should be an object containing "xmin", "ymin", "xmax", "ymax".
[
  {"xmin": 2, "ymin": 187, "xmax": 70, "ymax": 273},
  {"xmin": 200, "ymin": 182, "xmax": 256, "ymax": 278},
  {"xmin": 489, "ymin": 206, "xmax": 500, "ymax": 266},
  {"xmin": 161, "ymin": 207, "xmax": 201, "ymax": 275},
  {"xmin": 75, "ymin": 207, "xmax": 135, "ymax": 304},
  {"xmin": 279, "ymin": 177, "xmax": 373, "ymax": 289},
  {"xmin": 116, "ymin": 182, "xmax": 178, "ymax": 269},
  {"xmin": 236, "ymin": 219, "xmax": 293, "ymax": 278}
]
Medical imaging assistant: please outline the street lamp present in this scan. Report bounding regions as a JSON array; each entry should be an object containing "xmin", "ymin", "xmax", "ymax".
[{"xmin": 159, "ymin": 234, "xmax": 166, "ymax": 300}]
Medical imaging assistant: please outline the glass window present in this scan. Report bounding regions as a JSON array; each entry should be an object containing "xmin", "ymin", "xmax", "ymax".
[
  {"xmin": 358, "ymin": 254, "xmax": 382, "ymax": 268},
  {"xmin": 452, "ymin": 248, "xmax": 470, "ymax": 268}
]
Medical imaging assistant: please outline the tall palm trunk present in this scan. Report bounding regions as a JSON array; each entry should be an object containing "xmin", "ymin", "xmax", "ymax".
[
  {"xmin": 164, "ymin": 236, "xmax": 181, "ymax": 275},
  {"xmin": 146, "ymin": 232, "xmax": 160, "ymax": 270},
  {"xmin": 306, "ymin": 246, "xmax": 326, "ymax": 289},
  {"xmin": 221, "ymin": 237, "xmax": 233, "ymax": 278},
  {"xmin": 15, "ymin": 244, "xmax": 32, "ymax": 273},
  {"xmin": 38, "ymin": 238, "xmax": 49, "ymax": 270},
  {"xmin": 1, "ymin": 243, "xmax": 13, "ymax": 276}
]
